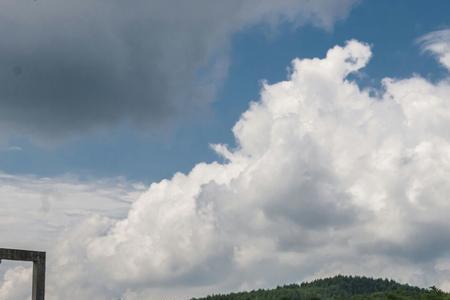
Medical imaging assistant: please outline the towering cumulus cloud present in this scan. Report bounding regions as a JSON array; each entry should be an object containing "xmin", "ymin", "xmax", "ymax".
[{"xmin": 4, "ymin": 37, "xmax": 450, "ymax": 299}]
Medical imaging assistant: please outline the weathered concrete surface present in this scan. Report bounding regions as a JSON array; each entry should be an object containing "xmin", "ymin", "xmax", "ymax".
[{"xmin": 0, "ymin": 248, "xmax": 46, "ymax": 300}]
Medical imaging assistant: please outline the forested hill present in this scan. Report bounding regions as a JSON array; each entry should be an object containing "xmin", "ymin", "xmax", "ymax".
[{"xmin": 191, "ymin": 275, "xmax": 450, "ymax": 300}]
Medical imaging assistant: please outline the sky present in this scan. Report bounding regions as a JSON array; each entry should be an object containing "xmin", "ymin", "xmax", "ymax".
[{"xmin": 1, "ymin": 0, "xmax": 450, "ymax": 299}]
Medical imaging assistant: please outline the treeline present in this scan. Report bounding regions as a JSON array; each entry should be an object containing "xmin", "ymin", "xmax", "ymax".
[{"xmin": 191, "ymin": 275, "xmax": 450, "ymax": 300}]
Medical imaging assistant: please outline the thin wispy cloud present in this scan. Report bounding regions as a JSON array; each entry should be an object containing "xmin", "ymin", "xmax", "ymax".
[
  {"xmin": 418, "ymin": 28, "xmax": 450, "ymax": 70},
  {"xmin": 0, "ymin": 146, "xmax": 22, "ymax": 152}
]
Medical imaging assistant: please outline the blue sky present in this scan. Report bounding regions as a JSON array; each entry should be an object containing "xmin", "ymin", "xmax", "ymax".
[
  {"xmin": 3, "ymin": 1, "xmax": 450, "ymax": 299},
  {"xmin": 1, "ymin": 0, "xmax": 449, "ymax": 183}
]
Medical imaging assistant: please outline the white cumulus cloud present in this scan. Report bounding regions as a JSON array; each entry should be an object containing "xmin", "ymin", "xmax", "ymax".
[
  {"xmin": 0, "ymin": 266, "xmax": 32, "ymax": 300},
  {"xmin": 3, "ymin": 36, "xmax": 450, "ymax": 299}
]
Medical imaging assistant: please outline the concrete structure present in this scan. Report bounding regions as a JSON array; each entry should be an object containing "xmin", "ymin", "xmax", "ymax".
[{"xmin": 0, "ymin": 248, "xmax": 46, "ymax": 300}]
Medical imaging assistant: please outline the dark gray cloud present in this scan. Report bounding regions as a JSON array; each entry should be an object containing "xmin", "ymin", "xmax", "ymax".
[
  {"xmin": 0, "ymin": 0, "xmax": 357, "ymax": 141},
  {"xmin": 365, "ymin": 222, "xmax": 450, "ymax": 263}
]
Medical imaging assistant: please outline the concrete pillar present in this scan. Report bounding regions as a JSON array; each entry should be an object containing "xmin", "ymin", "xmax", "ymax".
[{"xmin": 32, "ymin": 252, "xmax": 46, "ymax": 300}]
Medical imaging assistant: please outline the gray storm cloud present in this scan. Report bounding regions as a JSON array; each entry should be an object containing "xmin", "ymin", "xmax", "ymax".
[
  {"xmin": 0, "ymin": 0, "xmax": 356, "ymax": 141},
  {"xmin": 4, "ymin": 34, "xmax": 450, "ymax": 299}
]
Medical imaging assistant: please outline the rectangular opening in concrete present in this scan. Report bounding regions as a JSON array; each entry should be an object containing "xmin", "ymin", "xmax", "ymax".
[{"xmin": 0, "ymin": 248, "xmax": 46, "ymax": 300}]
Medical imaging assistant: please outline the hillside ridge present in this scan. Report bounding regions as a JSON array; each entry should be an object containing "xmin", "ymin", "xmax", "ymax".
[{"xmin": 191, "ymin": 275, "xmax": 450, "ymax": 300}]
